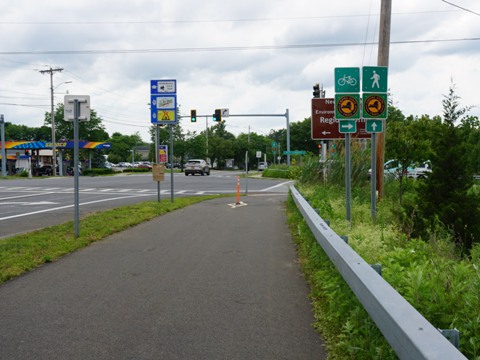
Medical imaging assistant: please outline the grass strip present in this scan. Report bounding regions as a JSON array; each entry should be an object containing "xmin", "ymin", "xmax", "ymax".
[{"xmin": 0, "ymin": 195, "xmax": 223, "ymax": 285}]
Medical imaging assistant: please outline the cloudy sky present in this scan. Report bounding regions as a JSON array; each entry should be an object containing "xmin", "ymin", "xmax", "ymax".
[{"xmin": 1, "ymin": 0, "xmax": 479, "ymax": 142}]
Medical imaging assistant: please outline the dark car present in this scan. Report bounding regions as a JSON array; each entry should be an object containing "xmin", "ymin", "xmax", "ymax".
[{"xmin": 34, "ymin": 165, "xmax": 53, "ymax": 176}]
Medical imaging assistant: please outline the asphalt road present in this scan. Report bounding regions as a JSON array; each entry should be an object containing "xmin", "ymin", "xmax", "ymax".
[
  {"xmin": 0, "ymin": 194, "xmax": 327, "ymax": 359},
  {"xmin": 0, "ymin": 171, "xmax": 292, "ymax": 238}
]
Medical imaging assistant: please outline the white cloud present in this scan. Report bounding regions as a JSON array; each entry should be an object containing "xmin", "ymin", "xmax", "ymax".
[{"xmin": 0, "ymin": 0, "xmax": 479, "ymax": 142}]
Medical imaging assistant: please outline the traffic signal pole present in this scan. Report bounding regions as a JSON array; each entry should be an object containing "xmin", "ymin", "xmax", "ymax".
[
  {"xmin": 187, "ymin": 110, "xmax": 291, "ymax": 166},
  {"xmin": 228, "ymin": 110, "xmax": 291, "ymax": 166}
]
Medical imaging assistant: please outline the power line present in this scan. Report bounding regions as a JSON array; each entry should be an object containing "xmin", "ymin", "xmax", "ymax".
[
  {"xmin": 1, "ymin": 37, "xmax": 479, "ymax": 56},
  {"xmin": 0, "ymin": 10, "xmax": 460, "ymax": 25},
  {"xmin": 442, "ymin": 1, "xmax": 480, "ymax": 16}
]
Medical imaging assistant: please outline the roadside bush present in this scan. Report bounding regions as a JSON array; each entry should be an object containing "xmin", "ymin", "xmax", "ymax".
[
  {"xmin": 263, "ymin": 165, "xmax": 291, "ymax": 179},
  {"xmin": 83, "ymin": 168, "xmax": 114, "ymax": 176},
  {"xmin": 19, "ymin": 169, "xmax": 29, "ymax": 177},
  {"xmin": 122, "ymin": 167, "xmax": 151, "ymax": 173}
]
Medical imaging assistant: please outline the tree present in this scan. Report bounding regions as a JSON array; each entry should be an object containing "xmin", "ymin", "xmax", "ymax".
[
  {"xmin": 106, "ymin": 132, "xmax": 144, "ymax": 164},
  {"xmin": 5, "ymin": 123, "xmax": 51, "ymax": 141},
  {"xmin": 44, "ymin": 103, "xmax": 109, "ymax": 142},
  {"xmin": 288, "ymin": 118, "xmax": 319, "ymax": 153},
  {"xmin": 386, "ymin": 112, "xmax": 433, "ymax": 204},
  {"xmin": 415, "ymin": 83, "xmax": 480, "ymax": 252},
  {"xmin": 208, "ymin": 121, "xmax": 235, "ymax": 169}
]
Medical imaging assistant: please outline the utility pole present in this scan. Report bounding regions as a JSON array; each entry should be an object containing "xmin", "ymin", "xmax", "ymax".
[
  {"xmin": 375, "ymin": 0, "xmax": 391, "ymax": 198},
  {"xmin": 1, "ymin": 114, "xmax": 6, "ymax": 177},
  {"xmin": 39, "ymin": 67, "xmax": 63, "ymax": 176}
]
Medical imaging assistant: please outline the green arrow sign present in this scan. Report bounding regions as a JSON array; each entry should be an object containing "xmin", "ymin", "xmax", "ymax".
[
  {"xmin": 362, "ymin": 66, "xmax": 388, "ymax": 93},
  {"xmin": 366, "ymin": 119, "xmax": 384, "ymax": 133},
  {"xmin": 339, "ymin": 120, "xmax": 357, "ymax": 133}
]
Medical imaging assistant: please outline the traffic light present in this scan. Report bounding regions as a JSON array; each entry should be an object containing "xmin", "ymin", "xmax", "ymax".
[
  {"xmin": 213, "ymin": 109, "xmax": 222, "ymax": 122},
  {"xmin": 313, "ymin": 83, "xmax": 320, "ymax": 98},
  {"xmin": 190, "ymin": 109, "xmax": 197, "ymax": 122}
]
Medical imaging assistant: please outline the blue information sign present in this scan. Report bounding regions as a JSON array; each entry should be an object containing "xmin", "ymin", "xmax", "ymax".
[{"xmin": 150, "ymin": 79, "xmax": 178, "ymax": 124}]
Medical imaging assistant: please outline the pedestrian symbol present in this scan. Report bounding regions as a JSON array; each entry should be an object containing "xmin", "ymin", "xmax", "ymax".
[
  {"xmin": 362, "ymin": 66, "xmax": 388, "ymax": 93},
  {"xmin": 370, "ymin": 71, "xmax": 380, "ymax": 89}
]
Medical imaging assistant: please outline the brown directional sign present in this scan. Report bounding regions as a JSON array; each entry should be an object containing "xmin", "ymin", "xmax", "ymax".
[{"xmin": 311, "ymin": 98, "xmax": 370, "ymax": 140}]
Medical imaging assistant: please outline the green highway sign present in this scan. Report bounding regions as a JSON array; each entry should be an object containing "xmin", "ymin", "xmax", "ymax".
[
  {"xmin": 366, "ymin": 119, "xmax": 384, "ymax": 133},
  {"xmin": 363, "ymin": 93, "xmax": 388, "ymax": 119},
  {"xmin": 335, "ymin": 93, "xmax": 360, "ymax": 119},
  {"xmin": 283, "ymin": 150, "xmax": 307, "ymax": 155},
  {"xmin": 339, "ymin": 120, "xmax": 357, "ymax": 133},
  {"xmin": 335, "ymin": 67, "xmax": 360, "ymax": 93},
  {"xmin": 362, "ymin": 66, "xmax": 388, "ymax": 93}
]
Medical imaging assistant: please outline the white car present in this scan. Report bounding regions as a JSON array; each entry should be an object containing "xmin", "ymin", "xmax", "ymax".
[
  {"xmin": 258, "ymin": 162, "xmax": 268, "ymax": 171},
  {"xmin": 185, "ymin": 159, "xmax": 210, "ymax": 176},
  {"xmin": 407, "ymin": 162, "xmax": 432, "ymax": 179}
]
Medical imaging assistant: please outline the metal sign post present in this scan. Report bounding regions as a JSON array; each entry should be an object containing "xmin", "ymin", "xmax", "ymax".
[
  {"xmin": 169, "ymin": 124, "xmax": 174, "ymax": 203},
  {"xmin": 73, "ymin": 100, "xmax": 80, "ymax": 237},
  {"xmin": 371, "ymin": 133, "xmax": 377, "ymax": 219},
  {"xmin": 345, "ymin": 133, "xmax": 352, "ymax": 222},
  {"xmin": 64, "ymin": 95, "xmax": 91, "ymax": 238},
  {"xmin": 155, "ymin": 124, "xmax": 161, "ymax": 202}
]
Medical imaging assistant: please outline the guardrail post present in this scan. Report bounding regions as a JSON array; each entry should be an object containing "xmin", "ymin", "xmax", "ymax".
[
  {"xmin": 371, "ymin": 263, "xmax": 382, "ymax": 276},
  {"xmin": 439, "ymin": 329, "xmax": 460, "ymax": 349}
]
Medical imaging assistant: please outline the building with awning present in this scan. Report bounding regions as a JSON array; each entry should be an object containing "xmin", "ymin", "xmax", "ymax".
[{"xmin": 0, "ymin": 140, "xmax": 111, "ymax": 175}]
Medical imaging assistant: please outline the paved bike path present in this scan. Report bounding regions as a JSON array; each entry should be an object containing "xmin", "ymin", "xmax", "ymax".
[{"xmin": 0, "ymin": 194, "xmax": 327, "ymax": 359}]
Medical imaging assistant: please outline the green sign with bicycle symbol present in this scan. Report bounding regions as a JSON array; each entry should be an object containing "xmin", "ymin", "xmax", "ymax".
[{"xmin": 335, "ymin": 67, "xmax": 360, "ymax": 93}]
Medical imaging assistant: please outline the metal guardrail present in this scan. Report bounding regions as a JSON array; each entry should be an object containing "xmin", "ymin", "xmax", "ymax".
[{"xmin": 290, "ymin": 185, "xmax": 467, "ymax": 360}]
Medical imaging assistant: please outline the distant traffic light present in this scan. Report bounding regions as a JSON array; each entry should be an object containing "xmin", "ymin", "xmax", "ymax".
[
  {"xmin": 213, "ymin": 109, "xmax": 222, "ymax": 122},
  {"xmin": 313, "ymin": 83, "xmax": 320, "ymax": 98},
  {"xmin": 190, "ymin": 109, "xmax": 197, "ymax": 122}
]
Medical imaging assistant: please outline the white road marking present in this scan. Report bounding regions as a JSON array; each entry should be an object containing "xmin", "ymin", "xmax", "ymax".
[
  {"xmin": 259, "ymin": 181, "xmax": 293, "ymax": 192},
  {"xmin": 0, "ymin": 195, "xmax": 150, "ymax": 221}
]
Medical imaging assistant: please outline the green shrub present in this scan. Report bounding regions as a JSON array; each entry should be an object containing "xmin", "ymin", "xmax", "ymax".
[
  {"xmin": 83, "ymin": 168, "xmax": 115, "ymax": 176},
  {"xmin": 290, "ymin": 182, "xmax": 480, "ymax": 359},
  {"xmin": 122, "ymin": 167, "xmax": 151, "ymax": 173}
]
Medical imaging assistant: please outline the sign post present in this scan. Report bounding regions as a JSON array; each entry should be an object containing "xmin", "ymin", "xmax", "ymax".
[
  {"xmin": 64, "ymin": 95, "xmax": 91, "ymax": 238},
  {"xmin": 335, "ymin": 68, "xmax": 361, "ymax": 222},
  {"xmin": 151, "ymin": 79, "xmax": 176, "ymax": 202},
  {"xmin": 362, "ymin": 66, "xmax": 388, "ymax": 220}
]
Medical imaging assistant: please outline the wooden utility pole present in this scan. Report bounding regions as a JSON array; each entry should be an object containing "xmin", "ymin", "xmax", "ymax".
[
  {"xmin": 39, "ymin": 67, "xmax": 64, "ymax": 176},
  {"xmin": 376, "ymin": 0, "xmax": 392, "ymax": 198}
]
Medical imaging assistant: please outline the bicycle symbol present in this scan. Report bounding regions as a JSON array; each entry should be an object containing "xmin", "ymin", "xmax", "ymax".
[{"xmin": 337, "ymin": 75, "xmax": 357, "ymax": 87}]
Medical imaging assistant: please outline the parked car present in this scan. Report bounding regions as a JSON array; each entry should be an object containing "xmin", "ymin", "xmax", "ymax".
[
  {"xmin": 135, "ymin": 162, "xmax": 152, "ymax": 170},
  {"xmin": 33, "ymin": 164, "xmax": 53, "ymax": 176},
  {"xmin": 185, "ymin": 159, "xmax": 210, "ymax": 176},
  {"xmin": 118, "ymin": 162, "xmax": 133, "ymax": 168},
  {"xmin": 367, "ymin": 159, "xmax": 413, "ymax": 180},
  {"xmin": 258, "ymin": 162, "xmax": 268, "ymax": 171},
  {"xmin": 407, "ymin": 161, "xmax": 432, "ymax": 179}
]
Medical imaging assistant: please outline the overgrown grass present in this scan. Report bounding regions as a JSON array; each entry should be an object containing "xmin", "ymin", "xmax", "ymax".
[
  {"xmin": 263, "ymin": 164, "xmax": 302, "ymax": 179},
  {"xmin": 0, "ymin": 195, "xmax": 223, "ymax": 285},
  {"xmin": 288, "ymin": 182, "xmax": 480, "ymax": 359}
]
